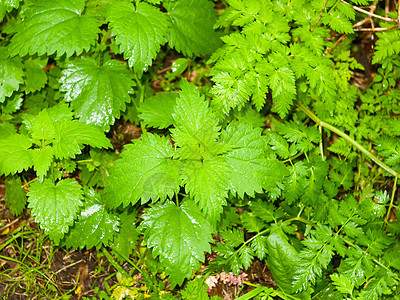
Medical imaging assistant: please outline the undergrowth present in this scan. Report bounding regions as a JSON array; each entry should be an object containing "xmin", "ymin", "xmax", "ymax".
[{"xmin": 1, "ymin": 0, "xmax": 400, "ymax": 299}]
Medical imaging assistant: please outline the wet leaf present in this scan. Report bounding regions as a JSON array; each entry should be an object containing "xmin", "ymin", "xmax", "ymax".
[
  {"xmin": 139, "ymin": 200, "xmax": 214, "ymax": 287},
  {"xmin": 9, "ymin": 0, "xmax": 100, "ymax": 57},
  {"xmin": 60, "ymin": 57, "xmax": 135, "ymax": 130},
  {"xmin": 28, "ymin": 179, "xmax": 83, "ymax": 243}
]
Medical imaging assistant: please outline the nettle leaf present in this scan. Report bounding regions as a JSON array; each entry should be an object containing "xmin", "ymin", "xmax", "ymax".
[
  {"xmin": 105, "ymin": 134, "xmax": 182, "ymax": 208},
  {"xmin": 31, "ymin": 146, "xmax": 53, "ymax": 180},
  {"xmin": 64, "ymin": 189, "xmax": 119, "ymax": 250},
  {"xmin": 171, "ymin": 80, "xmax": 225, "ymax": 160},
  {"xmin": 23, "ymin": 57, "xmax": 48, "ymax": 94},
  {"xmin": 28, "ymin": 179, "xmax": 83, "ymax": 243},
  {"xmin": 9, "ymin": 0, "xmax": 100, "ymax": 57},
  {"xmin": 138, "ymin": 92, "xmax": 179, "ymax": 129},
  {"xmin": 111, "ymin": 209, "xmax": 139, "ymax": 263},
  {"xmin": 0, "ymin": 134, "xmax": 33, "ymax": 176},
  {"xmin": 53, "ymin": 120, "xmax": 112, "ymax": 159},
  {"xmin": 0, "ymin": 0, "xmax": 22, "ymax": 19},
  {"xmin": 164, "ymin": 0, "xmax": 221, "ymax": 57},
  {"xmin": 107, "ymin": 1, "xmax": 169, "ymax": 75},
  {"xmin": 60, "ymin": 57, "xmax": 135, "ymax": 130},
  {"xmin": 221, "ymin": 123, "xmax": 271, "ymax": 198},
  {"xmin": 5, "ymin": 176, "xmax": 26, "ymax": 216},
  {"xmin": 183, "ymin": 157, "xmax": 228, "ymax": 222},
  {"xmin": 0, "ymin": 55, "xmax": 24, "ymax": 103},
  {"xmin": 139, "ymin": 200, "xmax": 213, "ymax": 286}
]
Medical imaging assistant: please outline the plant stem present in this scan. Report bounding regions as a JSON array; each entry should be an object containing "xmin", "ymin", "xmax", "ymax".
[
  {"xmin": 101, "ymin": 247, "xmax": 129, "ymax": 277},
  {"xmin": 340, "ymin": 0, "xmax": 397, "ymax": 22},
  {"xmin": 295, "ymin": 101, "xmax": 398, "ymax": 178},
  {"xmin": 111, "ymin": 246, "xmax": 142, "ymax": 275},
  {"xmin": 384, "ymin": 176, "xmax": 397, "ymax": 228}
]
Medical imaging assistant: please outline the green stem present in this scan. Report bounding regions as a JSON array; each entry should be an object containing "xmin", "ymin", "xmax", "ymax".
[
  {"xmin": 110, "ymin": 246, "xmax": 142, "ymax": 275},
  {"xmin": 384, "ymin": 176, "xmax": 397, "ymax": 227},
  {"xmin": 296, "ymin": 101, "xmax": 398, "ymax": 178},
  {"xmin": 101, "ymin": 248, "xmax": 129, "ymax": 277}
]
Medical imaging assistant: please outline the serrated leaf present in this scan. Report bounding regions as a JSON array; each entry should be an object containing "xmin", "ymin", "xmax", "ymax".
[
  {"xmin": 0, "ymin": 56, "xmax": 24, "ymax": 103},
  {"xmin": 60, "ymin": 57, "xmax": 135, "ymax": 130},
  {"xmin": 251, "ymin": 235, "xmax": 268, "ymax": 260},
  {"xmin": 139, "ymin": 200, "xmax": 213, "ymax": 286},
  {"xmin": 183, "ymin": 157, "xmax": 228, "ymax": 222},
  {"xmin": 138, "ymin": 92, "xmax": 178, "ymax": 129},
  {"xmin": 31, "ymin": 146, "xmax": 53, "ymax": 180},
  {"xmin": 9, "ymin": 0, "xmax": 100, "ymax": 57},
  {"xmin": 27, "ymin": 109, "xmax": 56, "ymax": 141},
  {"xmin": 5, "ymin": 176, "xmax": 26, "ymax": 216},
  {"xmin": 268, "ymin": 66, "xmax": 296, "ymax": 118},
  {"xmin": 23, "ymin": 57, "xmax": 48, "ymax": 93},
  {"xmin": 52, "ymin": 120, "xmax": 112, "ymax": 159},
  {"xmin": 221, "ymin": 123, "xmax": 270, "ymax": 198},
  {"xmin": 0, "ymin": 134, "xmax": 33, "ymax": 176},
  {"xmin": 251, "ymin": 199, "xmax": 284, "ymax": 223},
  {"xmin": 164, "ymin": 0, "xmax": 221, "ymax": 56},
  {"xmin": 180, "ymin": 277, "xmax": 210, "ymax": 300},
  {"xmin": 111, "ymin": 209, "xmax": 139, "ymax": 263},
  {"xmin": 107, "ymin": 1, "xmax": 169, "ymax": 75},
  {"xmin": 322, "ymin": 9, "xmax": 354, "ymax": 34},
  {"xmin": 2, "ymin": 93, "xmax": 23, "ymax": 114},
  {"xmin": 28, "ymin": 179, "xmax": 83, "ymax": 243},
  {"xmin": 172, "ymin": 80, "xmax": 224, "ymax": 160},
  {"xmin": 330, "ymin": 273, "xmax": 354, "ymax": 295},
  {"xmin": 105, "ymin": 134, "xmax": 182, "ymax": 208},
  {"xmin": 241, "ymin": 211, "xmax": 264, "ymax": 233},
  {"xmin": 64, "ymin": 189, "xmax": 119, "ymax": 249},
  {"xmin": 0, "ymin": 0, "xmax": 21, "ymax": 19}
]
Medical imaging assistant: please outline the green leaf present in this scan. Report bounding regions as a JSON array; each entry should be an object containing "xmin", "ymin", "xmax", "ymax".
[
  {"xmin": 330, "ymin": 273, "xmax": 354, "ymax": 295},
  {"xmin": 60, "ymin": 57, "xmax": 135, "ymax": 130},
  {"xmin": 139, "ymin": 200, "xmax": 213, "ymax": 287},
  {"xmin": 28, "ymin": 179, "xmax": 83, "ymax": 243},
  {"xmin": 171, "ymin": 58, "xmax": 190, "ymax": 76},
  {"xmin": 322, "ymin": 9, "xmax": 353, "ymax": 34},
  {"xmin": 138, "ymin": 92, "xmax": 178, "ymax": 129},
  {"xmin": 164, "ymin": 0, "xmax": 221, "ymax": 56},
  {"xmin": 107, "ymin": 1, "xmax": 169, "ymax": 75},
  {"xmin": 183, "ymin": 157, "xmax": 228, "ymax": 221},
  {"xmin": 5, "ymin": 176, "xmax": 26, "ymax": 216},
  {"xmin": 266, "ymin": 230, "xmax": 299, "ymax": 296},
  {"xmin": 221, "ymin": 123, "xmax": 271, "ymax": 198},
  {"xmin": 0, "ymin": 134, "xmax": 33, "ymax": 176},
  {"xmin": 31, "ymin": 146, "xmax": 53, "ymax": 180},
  {"xmin": 23, "ymin": 57, "xmax": 48, "ymax": 93},
  {"xmin": 111, "ymin": 209, "xmax": 139, "ymax": 263},
  {"xmin": 9, "ymin": 0, "xmax": 100, "ymax": 57},
  {"xmin": 26, "ymin": 109, "xmax": 56, "ymax": 141},
  {"xmin": 0, "ymin": 55, "xmax": 24, "ymax": 103},
  {"xmin": 269, "ymin": 66, "xmax": 296, "ymax": 118},
  {"xmin": 180, "ymin": 277, "xmax": 210, "ymax": 300},
  {"xmin": 0, "ymin": 0, "xmax": 21, "ymax": 19},
  {"xmin": 104, "ymin": 134, "xmax": 182, "ymax": 208},
  {"xmin": 171, "ymin": 80, "xmax": 224, "ymax": 160},
  {"xmin": 64, "ymin": 189, "xmax": 119, "ymax": 250},
  {"xmin": 52, "ymin": 120, "xmax": 112, "ymax": 159}
]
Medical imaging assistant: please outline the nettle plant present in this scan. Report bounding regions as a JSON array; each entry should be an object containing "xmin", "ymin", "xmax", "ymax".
[{"xmin": 2, "ymin": 0, "xmax": 400, "ymax": 298}]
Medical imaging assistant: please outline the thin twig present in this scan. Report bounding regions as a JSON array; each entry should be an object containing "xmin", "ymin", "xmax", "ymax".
[
  {"xmin": 354, "ymin": 25, "xmax": 398, "ymax": 31},
  {"xmin": 312, "ymin": 0, "xmax": 328, "ymax": 32},
  {"xmin": 340, "ymin": 0, "xmax": 397, "ymax": 22},
  {"xmin": 0, "ymin": 218, "xmax": 20, "ymax": 232},
  {"xmin": 55, "ymin": 259, "xmax": 83, "ymax": 274}
]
